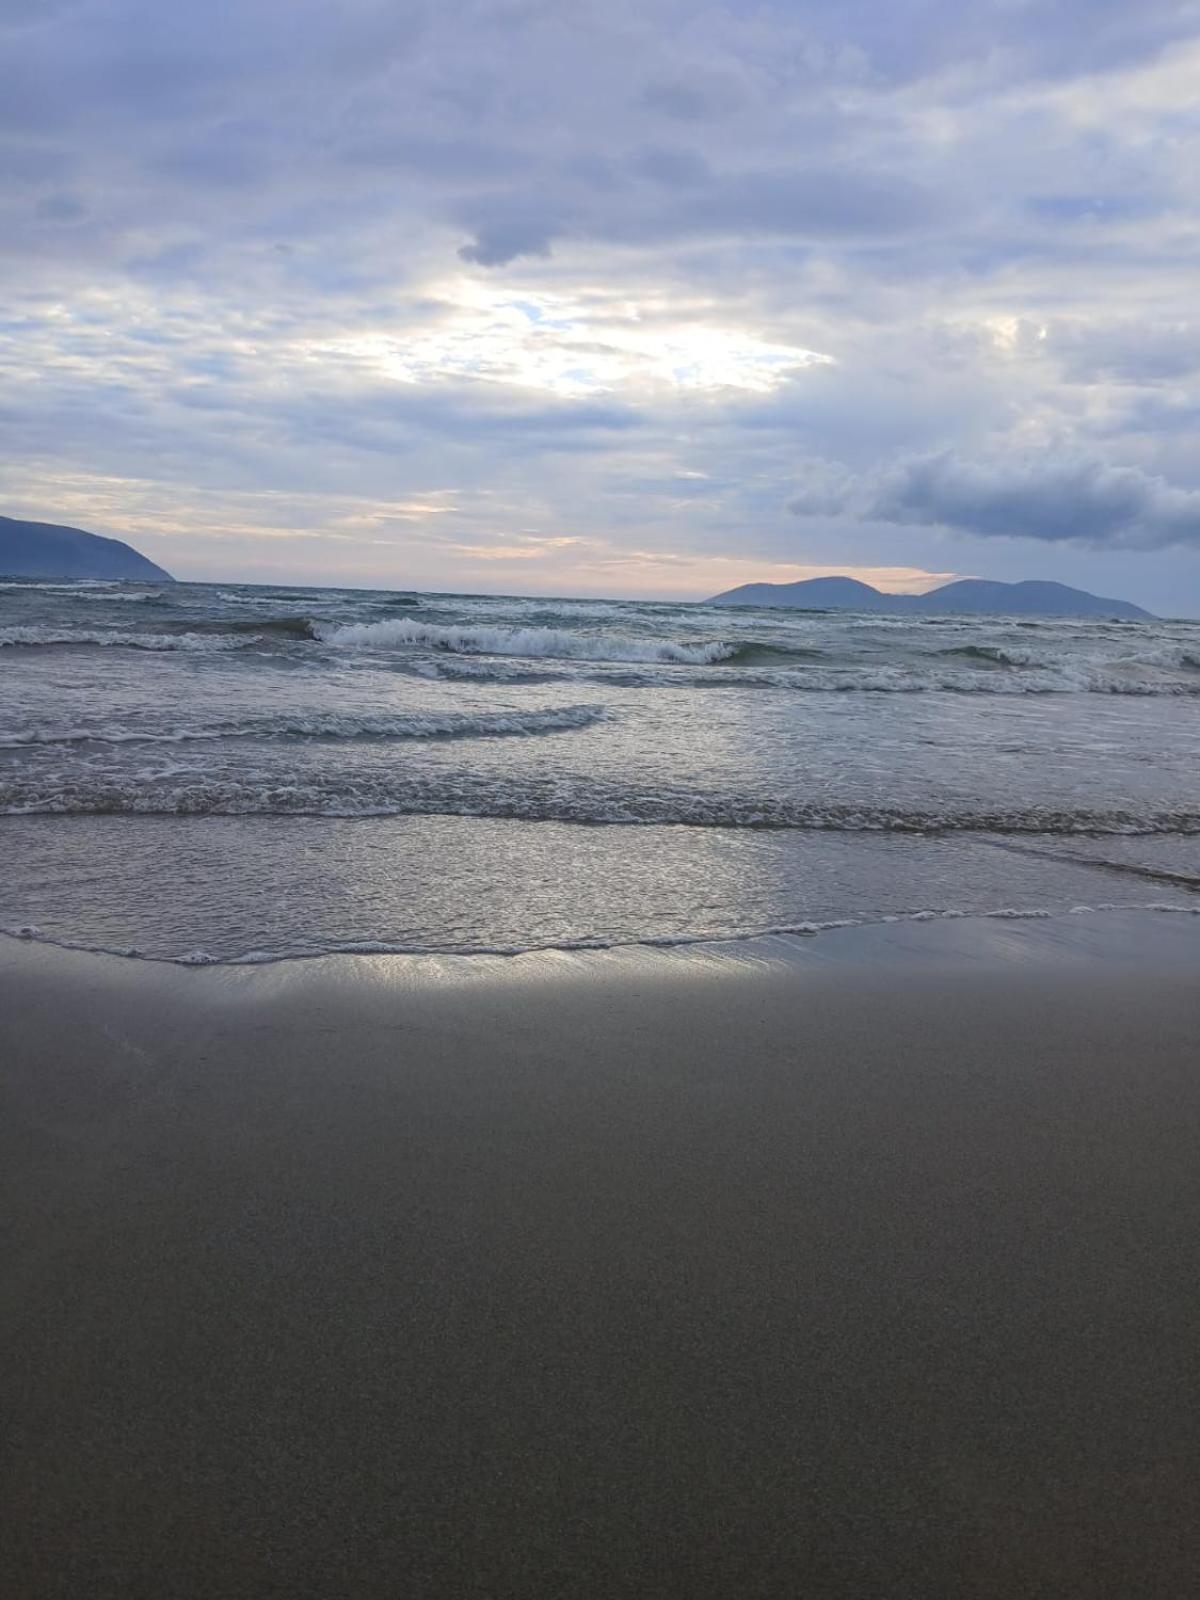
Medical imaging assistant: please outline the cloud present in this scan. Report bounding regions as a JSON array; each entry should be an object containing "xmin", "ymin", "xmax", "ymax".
[
  {"xmin": 847, "ymin": 452, "xmax": 1200, "ymax": 550},
  {"xmin": 452, "ymin": 167, "xmax": 947, "ymax": 268},
  {"xmin": 457, "ymin": 216, "xmax": 560, "ymax": 267},
  {"xmin": 638, "ymin": 71, "xmax": 746, "ymax": 122},
  {"xmin": 1042, "ymin": 319, "xmax": 1200, "ymax": 383},
  {"xmin": 3, "ymin": 1, "xmax": 1200, "ymax": 608}
]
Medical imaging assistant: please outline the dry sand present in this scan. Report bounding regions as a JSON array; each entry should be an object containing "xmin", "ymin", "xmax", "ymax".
[{"xmin": 2, "ymin": 913, "xmax": 1199, "ymax": 1598}]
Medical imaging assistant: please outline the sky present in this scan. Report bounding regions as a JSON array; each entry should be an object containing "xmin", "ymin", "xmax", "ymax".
[{"xmin": 4, "ymin": 1, "xmax": 1200, "ymax": 611}]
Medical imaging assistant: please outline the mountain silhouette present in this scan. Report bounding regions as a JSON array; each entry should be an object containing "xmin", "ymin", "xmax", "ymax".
[
  {"xmin": 708, "ymin": 575, "xmax": 1151, "ymax": 619},
  {"xmin": 1, "ymin": 516, "xmax": 174, "ymax": 582}
]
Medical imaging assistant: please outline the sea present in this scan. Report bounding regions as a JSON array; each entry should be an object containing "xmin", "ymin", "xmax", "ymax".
[{"xmin": 2, "ymin": 577, "xmax": 1199, "ymax": 964}]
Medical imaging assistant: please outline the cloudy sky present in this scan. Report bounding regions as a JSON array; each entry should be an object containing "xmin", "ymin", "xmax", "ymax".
[{"xmin": 5, "ymin": 0, "xmax": 1200, "ymax": 610}]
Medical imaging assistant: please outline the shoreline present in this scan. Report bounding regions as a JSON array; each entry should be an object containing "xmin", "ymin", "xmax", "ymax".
[
  {"xmin": 4, "ymin": 914, "xmax": 1200, "ymax": 1596},
  {"xmin": 3, "ymin": 894, "xmax": 1200, "ymax": 969}
]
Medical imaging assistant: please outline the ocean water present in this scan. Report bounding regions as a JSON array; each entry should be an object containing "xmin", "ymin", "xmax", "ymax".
[{"xmin": 2, "ymin": 577, "xmax": 1199, "ymax": 962}]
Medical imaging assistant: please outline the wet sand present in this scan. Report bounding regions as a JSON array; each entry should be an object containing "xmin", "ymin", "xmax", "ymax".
[{"xmin": 2, "ymin": 914, "xmax": 1199, "ymax": 1598}]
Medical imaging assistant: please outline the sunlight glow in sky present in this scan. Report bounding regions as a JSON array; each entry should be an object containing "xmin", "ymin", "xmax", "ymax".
[{"xmin": 336, "ymin": 282, "xmax": 834, "ymax": 398}]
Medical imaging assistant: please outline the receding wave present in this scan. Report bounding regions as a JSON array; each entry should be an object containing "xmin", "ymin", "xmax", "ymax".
[
  {"xmin": 0, "ymin": 703, "xmax": 608, "ymax": 749},
  {"xmin": 317, "ymin": 617, "xmax": 740, "ymax": 664},
  {"xmin": 5, "ymin": 901, "xmax": 1197, "ymax": 967},
  {"xmin": 4, "ymin": 773, "xmax": 1197, "ymax": 834}
]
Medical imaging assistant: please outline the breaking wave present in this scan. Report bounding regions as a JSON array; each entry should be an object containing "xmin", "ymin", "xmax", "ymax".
[
  {"xmin": 6, "ymin": 605, "xmax": 1199, "ymax": 693},
  {"xmin": 318, "ymin": 617, "xmax": 741, "ymax": 664}
]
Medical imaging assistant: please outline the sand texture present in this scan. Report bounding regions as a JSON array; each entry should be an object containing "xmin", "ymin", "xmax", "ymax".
[{"xmin": 3, "ymin": 916, "xmax": 1200, "ymax": 1598}]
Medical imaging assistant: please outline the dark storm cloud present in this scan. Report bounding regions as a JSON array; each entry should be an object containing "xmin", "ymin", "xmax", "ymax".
[{"xmin": 857, "ymin": 453, "xmax": 1200, "ymax": 550}]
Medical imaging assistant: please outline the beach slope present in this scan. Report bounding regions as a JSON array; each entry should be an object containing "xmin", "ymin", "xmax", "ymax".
[{"xmin": 2, "ymin": 917, "xmax": 1198, "ymax": 1598}]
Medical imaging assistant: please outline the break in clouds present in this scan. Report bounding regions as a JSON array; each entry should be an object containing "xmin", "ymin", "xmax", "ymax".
[{"xmin": 4, "ymin": 0, "xmax": 1200, "ymax": 608}]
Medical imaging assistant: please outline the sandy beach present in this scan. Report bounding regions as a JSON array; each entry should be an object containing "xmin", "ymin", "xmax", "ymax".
[{"xmin": 3, "ymin": 913, "xmax": 1199, "ymax": 1598}]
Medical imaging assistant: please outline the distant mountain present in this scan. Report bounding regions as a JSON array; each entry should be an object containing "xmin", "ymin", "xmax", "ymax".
[
  {"xmin": 713, "ymin": 576, "xmax": 901, "ymax": 611},
  {"xmin": 909, "ymin": 579, "xmax": 1150, "ymax": 618},
  {"xmin": 708, "ymin": 575, "xmax": 1152, "ymax": 619},
  {"xmin": 0, "ymin": 515, "xmax": 174, "ymax": 582}
]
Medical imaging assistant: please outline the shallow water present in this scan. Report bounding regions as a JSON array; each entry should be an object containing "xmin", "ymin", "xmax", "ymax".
[{"xmin": 2, "ymin": 578, "xmax": 1198, "ymax": 960}]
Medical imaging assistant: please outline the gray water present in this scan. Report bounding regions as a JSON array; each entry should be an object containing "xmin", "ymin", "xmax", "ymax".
[{"xmin": 2, "ymin": 578, "xmax": 1199, "ymax": 961}]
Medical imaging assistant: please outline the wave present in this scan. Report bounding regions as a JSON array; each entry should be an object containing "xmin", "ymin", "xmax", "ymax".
[
  {"xmin": 321, "ymin": 617, "xmax": 843, "ymax": 668},
  {"xmin": 937, "ymin": 640, "xmax": 1200, "ymax": 675},
  {"xmin": 0, "ymin": 703, "xmax": 609, "ymax": 749},
  {"xmin": 214, "ymin": 588, "xmax": 326, "ymax": 604},
  {"xmin": 213, "ymin": 615, "xmax": 317, "ymax": 639},
  {"xmin": 6, "ymin": 618, "xmax": 1198, "ymax": 693},
  {"xmin": 374, "ymin": 636, "xmax": 1200, "ymax": 694},
  {"xmin": 722, "ymin": 642, "xmax": 827, "ymax": 664},
  {"xmin": 409, "ymin": 657, "xmax": 573, "ymax": 685},
  {"xmin": 938, "ymin": 644, "xmax": 1034, "ymax": 666},
  {"xmin": 0, "ymin": 626, "xmax": 264, "ymax": 653},
  {"xmin": 0, "ymin": 579, "xmax": 120, "ymax": 591},
  {"xmin": 8, "ymin": 602, "xmax": 1198, "ymax": 695},
  {"xmin": 556, "ymin": 662, "xmax": 1200, "ymax": 696},
  {"xmin": 0, "ymin": 587, "xmax": 173, "ymax": 604},
  {"xmin": 317, "ymin": 617, "xmax": 741, "ymax": 664},
  {"xmin": 3, "ymin": 774, "xmax": 1197, "ymax": 834}
]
